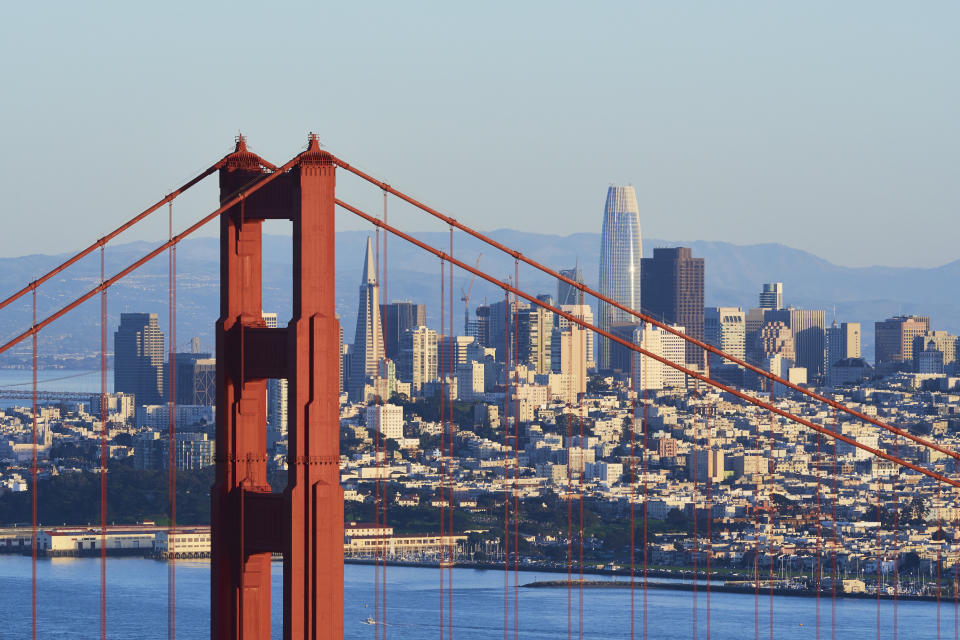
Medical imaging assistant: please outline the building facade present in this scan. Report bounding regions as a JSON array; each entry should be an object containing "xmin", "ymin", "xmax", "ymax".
[
  {"xmin": 597, "ymin": 186, "xmax": 642, "ymax": 370},
  {"xmin": 875, "ymin": 315, "xmax": 930, "ymax": 368},
  {"xmin": 349, "ymin": 238, "xmax": 386, "ymax": 399},
  {"xmin": 640, "ymin": 247, "xmax": 705, "ymax": 369},
  {"xmin": 381, "ymin": 301, "xmax": 426, "ymax": 361},
  {"xmin": 114, "ymin": 313, "xmax": 165, "ymax": 406}
]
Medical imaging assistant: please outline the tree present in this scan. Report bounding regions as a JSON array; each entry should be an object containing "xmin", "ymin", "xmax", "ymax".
[{"xmin": 910, "ymin": 496, "xmax": 928, "ymax": 524}]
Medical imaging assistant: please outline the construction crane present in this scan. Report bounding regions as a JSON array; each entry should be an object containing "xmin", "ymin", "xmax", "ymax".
[{"xmin": 460, "ymin": 254, "xmax": 482, "ymax": 336}]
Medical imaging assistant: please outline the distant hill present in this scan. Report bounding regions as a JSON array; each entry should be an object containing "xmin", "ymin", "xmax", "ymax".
[{"xmin": 1, "ymin": 231, "xmax": 956, "ymax": 367}]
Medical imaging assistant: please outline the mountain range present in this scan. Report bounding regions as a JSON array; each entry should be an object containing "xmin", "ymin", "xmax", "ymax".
[{"xmin": 1, "ymin": 231, "xmax": 956, "ymax": 366}]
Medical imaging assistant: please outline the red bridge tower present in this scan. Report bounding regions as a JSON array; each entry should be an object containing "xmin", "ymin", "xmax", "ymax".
[{"xmin": 211, "ymin": 135, "xmax": 343, "ymax": 639}]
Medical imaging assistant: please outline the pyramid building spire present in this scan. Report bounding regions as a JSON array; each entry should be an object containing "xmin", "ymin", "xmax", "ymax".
[{"xmin": 349, "ymin": 237, "xmax": 385, "ymax": 399}]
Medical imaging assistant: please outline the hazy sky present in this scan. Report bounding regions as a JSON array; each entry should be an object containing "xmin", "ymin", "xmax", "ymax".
[{"xmin": 1, "ymin": 1, "xmax": 956, "ymax": 267}]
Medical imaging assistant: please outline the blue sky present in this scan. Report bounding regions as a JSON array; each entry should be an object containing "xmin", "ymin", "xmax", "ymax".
[{"xmin": 1, "ymin": 1, "xmax": 956, "ymax": 267}]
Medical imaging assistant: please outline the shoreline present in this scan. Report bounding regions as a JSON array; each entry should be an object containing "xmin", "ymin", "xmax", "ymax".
[{"xmin": 344, "ymin": 558, "xmax": 947, "ymax": 602}]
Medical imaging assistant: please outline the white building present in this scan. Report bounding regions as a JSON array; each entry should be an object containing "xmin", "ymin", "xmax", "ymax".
[
  {"xmin": 456, "ymin": 361, "xmax": 484, "ymax": 402},
  {"xmin": 557, "ymin": 303, "xmax": 595, "ymax": 371},
  {"xmin": 366, "ymin": 404, "xmax": 403, "ymax": 440},
  {"xmin": 704, "ymin": 307, "xmax": 745, "ymax": 371}
]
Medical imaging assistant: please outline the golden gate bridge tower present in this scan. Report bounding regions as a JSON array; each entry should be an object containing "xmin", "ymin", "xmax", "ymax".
[{"xmin": 212, "ymin": 136, "xmax": 342, "ymax": 639}]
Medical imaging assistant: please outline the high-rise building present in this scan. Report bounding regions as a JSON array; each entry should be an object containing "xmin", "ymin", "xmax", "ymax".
[
  {"xmin": 262, "ymin": 312, "xmax": 288, "ymax": 434},
  {"xmin": 167, "ymin": 351, "xmax": 212, "ymax": 406},
  {"xmin": 597, "ymin": 186, "xmax": 642, "ymax": 370},
  {"xmin": 755, "ymin": 321, "xmax": 795, "ymax": 361},
  {"xmin": 438, "ymin": 335, "xmax": 475, "ymax": 375},
  {"xmin": 473, "ymin": 303, "xmax": 492, "ymax": 348},
  {"xmin": 631, "ymin": 323, "xmax": 663, "ymax": 392},
  {"xmin": 640, "ymin": 247, "xmax": 705, "ymax": 368},
  {"xmin": 557, "ymin": 267, "xmax": 585, "ymax": 307},
  {"xmin": 192, "ymin": 358, "xmax": 216, "ymax": 406},
  {"xmin": 912, "ymin": 330, "xmax": 957, "ymax": 369},
  {"xmin": 556, "ymin": 304, "xmax": 595, "ymax": 371},
  {"xmin": 875, "ymin": 315, "xmax": 930, "ymax": 368},
  {"xmin": 703, "ymin": 307, "xmax": 745, "ymax": 372},
  {"xmin": 551, "ymin": 325, "xmax": 587, "ymax": 403},
  {"xmin": 366, "ymin": 404, "xmax": 403, "ymax": 440},
  {"xmin": 608, "ymin": 323, "xmax": 643, "ymax": 374},
  {"xmin": 765, "ymin": 308, "xmax": 826, "ymax": 376},
  {"xmin": 399, "ymin": 326, "xmax": 437, "ymax": 393},
  {"xmin": 516, "ymin": 306, "xmax": 554, "ymax": 374},
  {"xmin": 916, "ymin": 341, "xmax": 945, "ymax": 374},
  {"xmin": 380, "ymin": 301, "xmax": 425, "ymax": 361},
  {"xmin": 826, "ymin": 321, "xmax": 861, "ymax": 375},
  {"xmin": 114, "ymin": 313, "xmax": 165, "ymax": 406},
  {"xmin": 630, "ymin": 322, "xmax": 687, "ymax": 389},
  {"xmin": 758, "ymin": 283, "xmax": 784, "ymax": 310},
  {"xmin": 349, "ymin": 238, "xmax": 386, "ymax": 399},
  {"xmin": 480, "ymin": 298, "xmax": 527, "ymax": 364}
]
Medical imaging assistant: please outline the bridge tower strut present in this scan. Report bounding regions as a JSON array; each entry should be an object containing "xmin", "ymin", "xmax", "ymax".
[{"xmin": 212, "ymin": 135, "xmax": 343, "ymax": 639}]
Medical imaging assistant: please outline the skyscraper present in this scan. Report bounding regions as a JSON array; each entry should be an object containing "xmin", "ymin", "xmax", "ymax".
[
  {"xmin": 262, "ymin": 312, "xmax": 288, "ymax": 435},
  {"xmin": 114, "ymin": 313, "xmax": 165, "ymax": 407},
  {"xmin": 349, "ymin": 238, "xmax": 385, "ymax": 399},
  {"xmin": 875, "ymin": 315, "xmax": 929, "ymax": 369},
  {"xmin": 597, "ymin": 186, "xmax": 642, "ymax": 371},
  {"xmin": 640, "ymin": 247, "xmax": 705, "ymax": 368},
  {"xmin": 380, "ymin": 301, "xmax": 426, "ymax": 361},
  {"xmin": 516, "ymin": 306, "xmax": 554, "ymax": 374},
  {"xmin": 556, "ymin": 304, "xmax": 595, "ymax": 371},
  {"xmin": 758, "ymin": 283, "xmax": 784, "ymax": 310},
  {"xmin": 400, "ymin": 326, "xmax": 438, "ymax": 394},
  {"xmin": 557, "ymin": 267, "xmax": 585, "ymax": 307},
  {"xmin": 764, "ymin": 308, "xmax": 826, "ymax": 377},
  {"xmin": 704, "ymin": 307, "xmax": 745, "ymax": 374},
  {"xmin": 825, "ymin": 321, "xmax": 861, "ymax": 375}
]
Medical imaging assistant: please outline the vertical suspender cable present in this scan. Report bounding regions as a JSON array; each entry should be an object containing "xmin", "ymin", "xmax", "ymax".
[
  {"xmin": 167, "ymin": 200, "xmax": 177, "ymax": 640},
  {"xmin": 381, "ymin": 192, "xmax": 388, "ymax": 640},
  {"xmin": 877, "ymin": 446, "xmax": 882, "ymax": 640},
  {"xmin": 768, "ymin": 387, "xmax": 775, "ymax": 640},
  {"xmin": 374, "ymin": 218, "xmax": 382, "ymax": 639},
  {"xmin": 514, "ymin": 260, "xmax": 520, "ymax": 640},
  {"xmin": 832, "ymin": 408, "xmax": 838, "ymax": 640},
  {"xmin": 937, "ymin": 437, "xmax": 943, "ymax": 640},
  {"xmin": 31, "ymin": 285, "xmax": 38, "ymax": 640},
  {"xmin": 692, "ymin": 401, "xmax": 698, "ymax": 640},
  {"xmin": 448, "ymin": 227, "xmax": 455, "ymax": 640},
  {"xmin": 754, "ymin": 407, "xmax": 761, "ymax": 640},
  {"xmin": 565, "ymin": 348, "xmax": 568, "ymax": 640},
  {"xmin": 706, "ymin": 402, "xmax": 712, "ymax": 640},
  {"xmin": 816, "ymin": 425, "xmax": 822, "ymax": 640},
  {"xmin": 953, "ymin": 457, "xmax": 957, "ymax": 640},
  {"xmin": 440, "ymin": 256, "xmax": 446, "ymax": 639},
  {"xmin": 503, "ymin": 287, "xmax": 510, "ymax": 640},
  {"xmin": 100, "ymin": 244, "xmax": 108, "ymax": 640},
  {"xmin": 630, "ymin": 356, "xmax": 636, "ymax": 640},
  {"xmin": 642, "ymin": 387, "xmax": 649, "ymax": 640},
  {"xmin": 893, "ymin": 430, "xmax": 899, "ymax": 640}
]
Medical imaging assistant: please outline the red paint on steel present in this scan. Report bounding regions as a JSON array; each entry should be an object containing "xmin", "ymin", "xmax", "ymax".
[
  {"xmin": 31, "ymin": 289, "xmax": 38, "ymax": 640},
  {"xmin": 100, "ymin": 245, "xmax": 108, "ymax": 640},
  {"xmin": 211, "ymin": 135, "xmax": 343, "ymax": 639},
  {"xmin": 448, "ymin": 231, "xmax": 455, "ymax": 639},
  {"xmin": 168, "ymin": 202, "xmax": 177, "ymax": 640},
  {"xmin": 333, "ymin": 158, "xmax": 960, "ymax": 463},
  {"xmin": 440, "ymin": 255, "xmax": 446, "ymax": 639}
]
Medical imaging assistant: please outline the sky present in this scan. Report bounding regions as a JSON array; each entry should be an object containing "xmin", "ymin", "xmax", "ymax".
[{"xmin": 0, "ymin": 1, "xmax": 957, "ymax": 268}]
